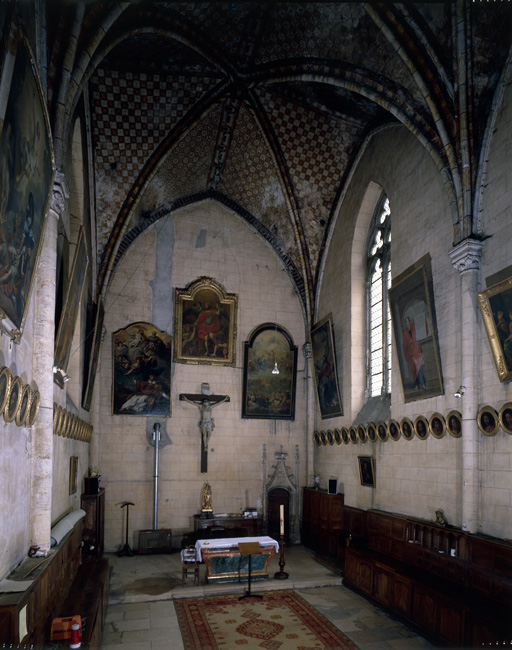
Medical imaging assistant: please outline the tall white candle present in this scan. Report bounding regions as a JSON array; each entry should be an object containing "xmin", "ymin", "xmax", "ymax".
[{"xmin": 280, "ymin": 504, "xmax": 284, "ymax": 534}]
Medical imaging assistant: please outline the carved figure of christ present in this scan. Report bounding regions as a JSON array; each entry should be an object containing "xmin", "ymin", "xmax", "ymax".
[{"xmin": 179, "ymin": 393, "xmax": 230, "ymax": 473}]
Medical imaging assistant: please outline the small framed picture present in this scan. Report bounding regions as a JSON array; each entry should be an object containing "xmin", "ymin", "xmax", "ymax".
[
  {"xmin": 367, "ymin": 422, "xmax": 377, "ymax": 443},
  {"xmin": 414, "ymin": 415, "xmax": 429, "ymax": 440},
  {"xmin": 341, "ymin": 427, "xmax": 350, "ymax": 444},
  {"xmin": 313, "ymin": 431, "xmax": 321, "ymax": 446},
  {"xmin": 358, "ymin": 456, "xmax": 375, "ymax": 487},
  {"xmin": 334, "ymin": 428, "xmax": 342, "ymax": 445},
  {"xmin": 388, "ymin": 419, "xmax": 401, "ymax": 441},
  {"xmin": 320, "ymin": 430, "xmax": 327, "ymax": 445},
  {"xmin": 429, "ymin": 412, "xmax": 446, "ymax": 439},
  {"xmin": 326, "ymin": 429, "xmax": 334, "ymax": 445},
  {"xmin": 69, "ymin": 456, "xmax": 78, "ymax": 495},
  {"xmin": 349, "ymin": 426, "xmax": 358, "ymax": 444},
  {"xmin": 357, "ymin": 424, "xmax": 367, "ymax": 443},
  {"xmin": 477, "ymin": 406, "xmax": 499, "ymax": 436},
  {"xmin": 377, "ymin": 421, "xmax": 388, "ymax": 442},
  {"xmin": 499, "ymin": 403, "xmax": 512, "ymax": 435},
  {"xmin": 446, "ymin": 410, "xmax": 462, "ymax": 438},
  {"xmin": 400, "ymin": 417, "xmax": 414, "ymax": 440}
]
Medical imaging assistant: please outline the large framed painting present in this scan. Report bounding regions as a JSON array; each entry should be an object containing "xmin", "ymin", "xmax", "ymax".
[
  {"xmin": 0, "ymin": 34, "xmax": 54, "ymax": 332},
  {"xmin": 242, "ymin": 323, "xmax": 297, "ymax": 419},
  {"xmin": 310, "ymin": 315, "xmax": 343, "ymax": 418},
  {"xmin": 477, "ymin": 275, "xmax": 512, "ymax": 382},
  {"xmin": 389, "ymin": 256, "xmax": 444, "ymax": 402},
  {"xmin": 112, "ymin": 322, "xmax": 172, "ymax": 416},
  {"xmin": 174, "ymin": 277, "xmax": 237, "ymax": 366},
  {"xmin": 54, "ymin": 228, "xmax": 88, "ymax": 385},
  {"xmin": 82, "ymin": 299, "xmax": 105, "ymax": 411}
]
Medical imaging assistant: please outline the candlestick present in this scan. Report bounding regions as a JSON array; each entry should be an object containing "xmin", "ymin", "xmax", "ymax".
[
  {"xmin": 280, "ymin": 504, "xmax": 284, "ymax": 535},
  {"xmin": 274, "ymin": 533, "xmax": 289, "ymax": 579}
]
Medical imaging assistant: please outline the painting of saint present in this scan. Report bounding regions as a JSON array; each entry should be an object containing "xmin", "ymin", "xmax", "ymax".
[{"xmin": 311, "ymin": 315, "xmax": 343, "ymax": 419}]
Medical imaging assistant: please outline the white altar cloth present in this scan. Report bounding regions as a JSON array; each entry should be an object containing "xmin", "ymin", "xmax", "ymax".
[{"xmin": 195, "ymin": 535, "xmax": 279, "ymax": 561}]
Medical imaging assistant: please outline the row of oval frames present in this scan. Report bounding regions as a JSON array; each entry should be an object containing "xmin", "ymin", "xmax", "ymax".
[
  {"xmin": 0, "ymin": 366, "xmax": 40, "ymax": 427},
  {"xmin": 53, "ymin": 404, "xmax": 92, "ymax": 442},
  {"xmin": 314, "ymin": 403, "xmax": 512, "ymax": 446}
]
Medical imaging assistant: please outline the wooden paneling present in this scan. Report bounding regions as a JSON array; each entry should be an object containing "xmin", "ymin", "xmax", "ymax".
[{"xmin": 301, "ymin": 488, "xmax": 344, "ymax": 561}]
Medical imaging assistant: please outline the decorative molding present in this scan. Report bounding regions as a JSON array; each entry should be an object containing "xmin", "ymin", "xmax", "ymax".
[{"xmin": 449, "ymin": 238, "xmax": 484, "ymax": 273}]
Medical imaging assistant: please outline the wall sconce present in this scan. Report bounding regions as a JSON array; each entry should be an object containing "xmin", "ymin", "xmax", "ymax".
[
  {"xmin": 454, "ymin": 385, "xmax": 465, "ymax": 398},
  {"xmin": 53, "ymin": 366, "xmax": 71, "ymax": 383}
]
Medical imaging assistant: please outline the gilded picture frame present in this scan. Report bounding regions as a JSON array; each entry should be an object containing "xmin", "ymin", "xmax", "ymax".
[
  {"xmin": 388, "ymin": 419, "xmax": 401, "ymax": 441},
  {"xmin": 310, "ymin": 314, "xmax": 343, "ymax": 419},
  {"xmin": 499, "ymin": 403, "xmax": 512, "ymax": 435},
  {"xmin": 367, "ymin": 422, "xmax": 377, "ymax": 443},
  {"xmin": 429, "ymin": 412, "xmax": 446, "ymax": 439},
  {"xmin": 446, "ymin": 410, "xmax": 462, "ymax": 438},
  {"xmin": 0, "ymin": 33, "xmax": 55, "ymax": 333},
  {"xmin": 477, "ymin": 276, "xmax": 512, "ymax": 383},
  {"xmin": 358, "ymin": 456, "xmax": 375, "ymax": 487},
  {"xmin": 389, "ymin": 256, "xmax": 444, "ymax": 402},
  {"xmin": 477, "ymin": 405, "xmax": 499, "ymax": 437},
  {"xmin": 174, "ymin": 277, "xmax": 237, "ymax": 367},
  {"xmin": 54, "ymin": 228, "xmax": 88, "ymax": 384},
  {"xmin": 82, "ymin": 299, "xmax": 105, "ymax": 411},
  {"xmin": 242, "ymin": 323, "xmax": 297, "ymax": 420},
  {"xmin": 400, "ymin": 417, "xmax": 414, "ymax": 440},
  {"xmin": 112, "ymin": 322, "xmax": 172, "ymax": 416},
  {"xmin": 414, "ymin": 415, "xmax": 429, "ymax": 440}
]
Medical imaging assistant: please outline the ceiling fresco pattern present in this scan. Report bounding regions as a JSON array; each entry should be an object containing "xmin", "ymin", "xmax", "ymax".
[{"xmin": 39, "ymin": 1, "xmax": 512, "ymax": 320}]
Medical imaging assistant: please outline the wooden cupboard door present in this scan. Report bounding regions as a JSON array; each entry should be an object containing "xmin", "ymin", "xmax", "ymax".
[
  {"xmin": 437, "ymin": 598, "xmax": 465, "ymax": 647},
  {"xmin": 357, "ymin": 558, "xmax": 373, "ymax": 594},
  {"xmin": 373, "ymin": 565, "xmax": 392, "ymax": 605},
  {"xmin": 412, "ymin": 585, "xmax": 436, "ymax": 634},
  {"xmin": 391, "ymin": 575, "xmax": 412, "ymax": 618}
]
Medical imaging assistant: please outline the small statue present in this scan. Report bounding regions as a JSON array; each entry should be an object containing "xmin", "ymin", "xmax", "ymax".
[
  {"xmin": 201, "ymin": 482, "xmax": 213, "ymax": 513},
  {"xmin": 435, "ymin": 509, "xmax": 447, "ymax": 527}
]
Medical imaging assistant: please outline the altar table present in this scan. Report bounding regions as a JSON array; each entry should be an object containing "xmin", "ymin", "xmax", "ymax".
[{"xmin": 195, "ymin": 536, "xmax": 279, "ymax": 583}]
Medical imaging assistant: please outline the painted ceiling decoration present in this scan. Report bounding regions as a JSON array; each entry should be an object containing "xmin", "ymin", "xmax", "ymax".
[{"xmin": 41, "ymin": 1, "xmax": 511, "ymax": 320}]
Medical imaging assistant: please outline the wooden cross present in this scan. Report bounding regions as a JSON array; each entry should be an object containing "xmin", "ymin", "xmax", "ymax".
[{"xmin": 180, "ymin": 386, "xmax": 229, "ymax": 473}]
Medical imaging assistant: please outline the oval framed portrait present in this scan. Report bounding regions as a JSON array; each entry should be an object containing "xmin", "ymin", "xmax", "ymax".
[
  {"xmin": 0, "ymin": 366, "xmax": 12, "ymax": 416},
  {"xmin": 414, "ymin": 415, "xmax": 429, "ymax": 440},
  {"xmin": 349, "ymin": 426, "xmax": 358, "ymax": 444},
  {"xmin": 61, "ymin": 408, "xmax": 70, "ymax": 437},
  {"xmin": 377, "ymin": 421, "xmax": 388, "ymax": 442},
  {"xmin": 341, "ymin": 427, "xmax": 350, "ymax": 444},
  {"xmin": 55, "ymin": 405, "xmax": 65, "ymax": 436},
  {"xmin": 16, "ymin": 384, "xmax": 32, "ymax": 427},
  {"xmin": 429, "ymin": 412, "xmax": 446, "ymax": 439},
  {"xmin": 367, "ymin": 422, "xmax": 377, "ymax": 443},
  {"xmin": 86, "ymin": 424, "xmax": 93, "ymax": 442},
  {"xmin": 4, "ymin": 375, "xmax": 22, "ymax": 423},
  {"xmin": 334, "ymin": 428, "xmax": 342, "ymax": 445},
  {"xmin": 499, "ymin": 403, "xmax": 512, "ymax": 435},
  {"xmin": 357, "ymin": 424, "xmax": 367, "ymax": 443},
  {"xmin": 326, "ymin": 429, "xmax": 334, "ymax": 445},
  {"xmin": 400, "ymin": 417, "xmax": 414, "ymax": 441},
  {"xmin": 388, "ymin": 419, "xmax": 401, "ymax": 441},
  {"xmin": 446, "ymin": 410, "xmax": 462, "ymax": 438},
  {"xmin": 69, "ymin": 414, "xmax": 79, "ymax": 439},
  {"xmin": 477, "ymin": 406, "xmax": 499, "ymax": 436},
  {"xmin": 320, "ymin": 430, "xmax": 327, "ymax": 445},
  {"xmin": 26, "ymin": 390, "xmax": 41, "ymax": 428},
  {"xmin": 313, "ymin": 431, "xmax": 321, "ymax": 446}
]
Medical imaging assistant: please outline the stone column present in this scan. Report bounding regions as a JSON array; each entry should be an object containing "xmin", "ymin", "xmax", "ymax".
[
  {"xmin": 31, "ymin": 172, "xmax": 69, "ymax": 549},
  {"xmin": 449, "ymin": 238, "xmax": 484, "ymax": 534}
]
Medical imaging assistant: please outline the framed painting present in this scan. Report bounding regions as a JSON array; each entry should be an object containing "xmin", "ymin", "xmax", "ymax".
[
  {"xmin": 414, "ymin": 415, "xmax": 429, "ymax": 440},
  {"xmin": 358, "ymin": 456, "xmax": 375, "ymax": 487},
  {"xmin": 242, "ymin": 323, "xmax": 297, "ymax": 419},
  {"xmin": 112, "ymin": 322, "xmax": 172, "ymax": 416},
  {"xmin": 54, "ymin": 228, "xmax": 88, "ymax": 384},
  {"xmin": 499, "ymin": 403, "xmax": 512, "ymax": 435},
  {"xmin": 446, "ymin": 410, "xmax": 462, "ymax": 438},
  {"xmin": 389, "ymin": 256, "xmax": 444, "ymax": 402},
  {"xmin": 400, "ymin": 417, "xmax": 414, "ymax": 440},
  {"xmin": 0, "ymin": 34, "xmax": 54, "ymax": 333},
  {"xmin": 477, "ymin": 276, "xmax": 512, "ymax": 382},
  {"xmin": 310, "ymin": 315, "xmax": 343, "ymax": 418},
  {"xmin": 429, "ymin": 412, "xmax": 446, "ymax": 439},
  {"xmin": 477, "ymin": 405, "xmax": 499, "ymax": 437},
  {"xmin": 69, "ymin": 456, "xmax": 78, "ymax": 495},
  {"xmin": 174, "ymin": 277, "xmax": 237, "ymax": 366},
  {"xmin": 82, "ymin": 299, "xmax": 105, "ymax": 411}
]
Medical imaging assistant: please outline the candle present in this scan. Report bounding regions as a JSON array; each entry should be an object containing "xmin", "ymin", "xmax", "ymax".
[{"xmin": 280, "ymin": 504, "xmax": 284, "ymax": 535}]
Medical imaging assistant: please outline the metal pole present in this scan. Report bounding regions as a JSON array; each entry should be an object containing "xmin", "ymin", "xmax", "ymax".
[{"xmin": 153, "ymin": 422, "xmax": 160, "ymax": 530}]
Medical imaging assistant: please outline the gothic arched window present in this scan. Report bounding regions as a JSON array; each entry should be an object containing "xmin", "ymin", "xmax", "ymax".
[{"xmin": 366, "ymin": 195, "xmax": 391, "ymax": 397}]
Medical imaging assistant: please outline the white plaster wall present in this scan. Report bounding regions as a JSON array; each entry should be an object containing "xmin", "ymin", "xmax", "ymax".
[
  {"xmin": 100, "ymin": 200, "xmax": 308, "ymax": 552},
  {"xmin": 315, "ymin": 120, "xmax": 512, "ymax": 540}
]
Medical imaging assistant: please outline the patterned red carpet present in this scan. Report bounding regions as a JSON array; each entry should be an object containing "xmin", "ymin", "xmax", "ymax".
[{"xmin": 174, "ymin": 589, "xmax": 358, "ymax": 649}]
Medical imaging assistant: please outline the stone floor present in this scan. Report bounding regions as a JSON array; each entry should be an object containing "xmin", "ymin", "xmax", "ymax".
[{"xmin": 100, "ymin": 545, "xmax": 438, "ymax": 650}]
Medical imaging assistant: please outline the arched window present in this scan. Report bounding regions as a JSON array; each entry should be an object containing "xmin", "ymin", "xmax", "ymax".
[{"xmin": 366, "ymin": 195, "xmax": 391, "ymax": 397}]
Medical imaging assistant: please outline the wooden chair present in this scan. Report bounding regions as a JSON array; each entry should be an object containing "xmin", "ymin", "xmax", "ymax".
[{"xmin": 181, "ymin": 546, "xmax": 200, "ymax": 586}]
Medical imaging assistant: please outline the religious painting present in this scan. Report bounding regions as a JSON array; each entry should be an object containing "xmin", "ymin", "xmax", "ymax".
[
  {"xmin": 446, "ymin": 410, "xmax": 462, "ymax": 438},
  {"xmin": 69, "ymin": 456, "xmax": 78, "ymax": 495},
  {"xmin": 242, "ymin": 323, "xmax": 297, "ymax": 420},
  {"xmin": 499, "ymin": 403, "xmax": 512, "ymax": 435},
  {"xmin": 0, "ymin": 35, "xmax": 54, "ymax": 332},
  {"xmin": 174, "ymin": 277, "xmax": 237, "ymax": 367},
  {"xmin": 112, "ymin": 322, "xmax": 172, "ymax": 416},
  {"xmin": 389, "ymin": 256, "xmax": 444, "ymax": 402},
  {"xmin": 310, "ymin": 315, "xmax": 343, "ymax": 419},
  {"xmin": 477, "ymin": 405, "xmax": 499, "ymax": 437},
  {"xmin": 82, "ymin": 299, "xmax": 105, "ymax": 411},
  {"xmin": 358, "ymin": 456, "xmax": 375, "ymax": 487},
  {"xmin": 478, "ymin": 276, "xmax": 512, "ymax": 383},
  {"xmin": 54, "ymin": 228, "xmax": 88, "ymax": 385}
]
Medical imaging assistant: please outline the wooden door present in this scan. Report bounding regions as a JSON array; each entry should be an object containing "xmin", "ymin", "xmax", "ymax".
[{"xmin": 268, "ymin": 488, "xmax": 289, "ymax": 540}]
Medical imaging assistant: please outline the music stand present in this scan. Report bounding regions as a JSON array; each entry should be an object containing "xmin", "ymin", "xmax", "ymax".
[{"xmin": 238, "ymin": 542, "xmax": 263, "ymax": 600}]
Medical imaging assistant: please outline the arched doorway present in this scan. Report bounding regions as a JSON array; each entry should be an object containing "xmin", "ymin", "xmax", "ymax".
[{"xmin": 267, "ymin": 487, "xmax": 289, "ymax": 541}]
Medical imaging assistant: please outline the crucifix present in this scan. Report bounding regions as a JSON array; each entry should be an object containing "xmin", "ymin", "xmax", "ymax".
[{"xmin": 180, "ymin": 383, "xmax": 230, "ymax": 473}]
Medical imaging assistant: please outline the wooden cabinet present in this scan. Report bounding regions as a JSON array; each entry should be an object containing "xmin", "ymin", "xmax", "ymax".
[
  {"xmin": 193, "ymin": 514, "xmax": 262, "ymax": 537},
  {"xmin": 81, "ymin": 488, "xmax": 105, "ymax": 556},
  {"xmin": 301, "ymin": 488, "xmax": 344, "ymax": 560}
]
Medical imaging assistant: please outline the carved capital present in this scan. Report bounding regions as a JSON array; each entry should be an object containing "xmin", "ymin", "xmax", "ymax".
[
  {"xmin": 303, "ymin": 342, "xmax": 312, "ymax": 359},
  {"xmin": 50, "ymin": 171, "xmax": 70, "ymax": 218},
  {"xmin": 449, "ymin": 238, "xmax": 483, "ymax": 274}
]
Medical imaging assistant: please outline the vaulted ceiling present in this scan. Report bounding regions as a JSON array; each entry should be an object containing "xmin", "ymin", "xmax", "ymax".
[{"xmin": 44, "ymin": 1, "xmax": 512, "ymax": 318}]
